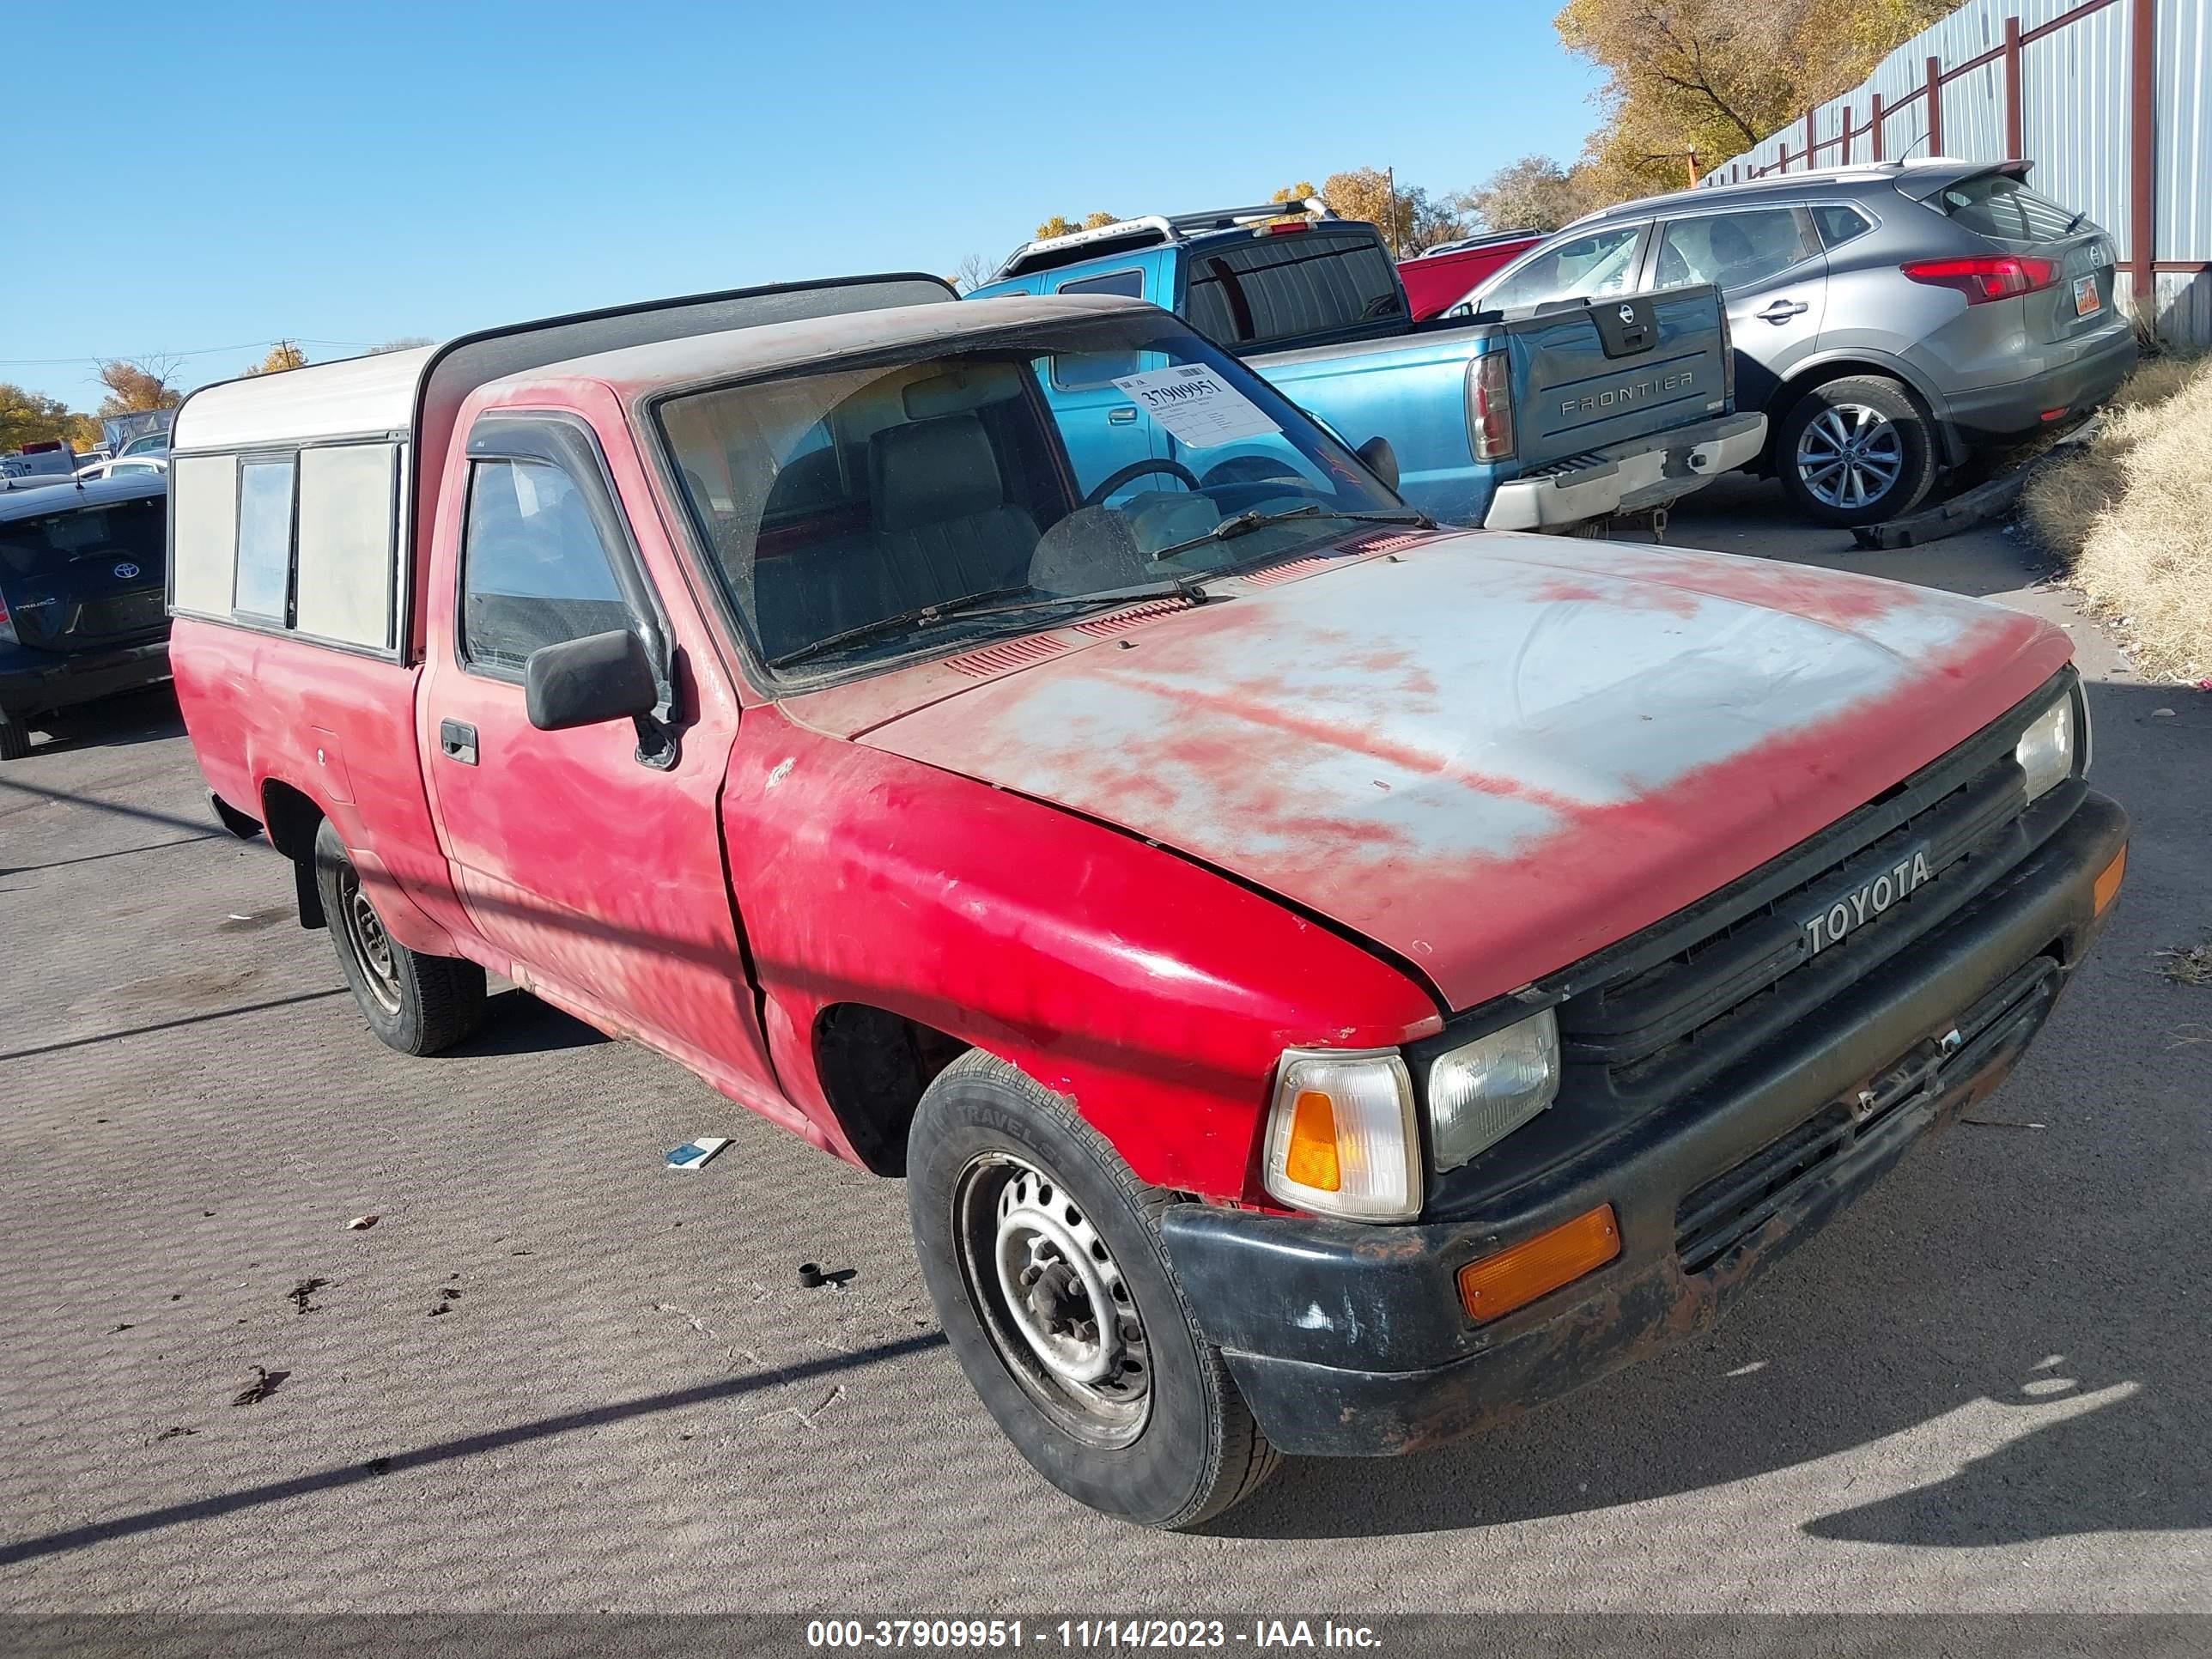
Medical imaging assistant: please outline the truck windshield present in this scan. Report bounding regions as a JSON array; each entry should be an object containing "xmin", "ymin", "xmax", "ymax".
[{"xmin": 653, "ymin": 314, "xmax": 1413, "ymax": 680}]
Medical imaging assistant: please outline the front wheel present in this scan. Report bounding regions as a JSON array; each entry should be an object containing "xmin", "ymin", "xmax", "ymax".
[
  {"xmin": 907, "ymin": 1051, "xmax": 1281, "ymax": 1528},
  {"xmin": 313, "ymin": 819, "xmax": 486, "ymax": 1056},
  {"xmin": 1777, "ymin": 375, "xmax": 1938, "ymax": 527}
]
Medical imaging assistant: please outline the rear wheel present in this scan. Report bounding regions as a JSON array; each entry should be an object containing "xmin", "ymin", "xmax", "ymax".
[
  {"xmin": 1778, "ymin": 375, "xmax": 1938, "ymax": 527},
  {"xmin": 0, "ymin": 713, "xmax": 31, "ymax": 762},
  {"xmin": 313, "ymin": 819, "xmax": 485, "ymax": 1055},
  {"xmin": 907, "ymin": 1051, "xmax": 1280, "ymax": 1528}
]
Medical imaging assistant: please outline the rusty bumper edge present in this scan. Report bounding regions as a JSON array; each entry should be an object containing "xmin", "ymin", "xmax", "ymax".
[{"xmin": 1163, "ymin": 790, "xmax": 2127, "ymax": 1459}]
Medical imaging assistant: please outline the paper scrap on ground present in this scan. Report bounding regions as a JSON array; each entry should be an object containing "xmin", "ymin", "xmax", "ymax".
[
  {"xmin": 665, "ymin": 1137, "xmax": 732, "ymax": 1171},
  {"xmin": 1110, "ymin": 365, "xmax": 1279, "ymax": 448}
]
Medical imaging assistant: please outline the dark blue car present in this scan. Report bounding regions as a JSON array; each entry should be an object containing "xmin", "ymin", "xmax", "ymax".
[{"xmin": 0, "ymin": 472, "xmax": 171, "ymax": 760}]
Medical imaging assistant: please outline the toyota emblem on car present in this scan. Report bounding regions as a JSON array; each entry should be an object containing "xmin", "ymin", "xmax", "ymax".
[{"xmin": 113, "ymin": 562, "xmax": 140, "ymax": 580}]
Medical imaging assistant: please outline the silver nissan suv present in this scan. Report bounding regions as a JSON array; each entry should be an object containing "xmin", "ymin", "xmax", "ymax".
[{"xmin": 1451, "ymin": 160, "xmax": 2137, "ymax": 526}]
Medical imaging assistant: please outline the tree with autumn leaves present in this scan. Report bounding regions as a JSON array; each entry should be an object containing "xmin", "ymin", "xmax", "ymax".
[
  {"xmin": 1024, "ymin": 2, "xmax": 1961, "ymax": 249},
  {"xmin": 1558, "ymin": 0, "xmax": 1961, "ymax": 199}
]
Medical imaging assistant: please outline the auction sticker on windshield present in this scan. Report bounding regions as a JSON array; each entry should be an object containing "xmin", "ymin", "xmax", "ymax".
[{"xmin": 1110, "ymin": 365, "xmax": 1279, "ymax": 447}]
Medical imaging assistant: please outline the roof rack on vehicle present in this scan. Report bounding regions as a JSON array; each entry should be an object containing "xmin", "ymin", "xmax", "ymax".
[
  {"xmin": 1413, "ymin": 227, "xmax": 1542, "ymax": 258},
  {"xmin": 1165, "ymin": 198, "xmax": 1333, "ymax": 232},
  {"xmin": 993, "ymin": 198, "xmax": 1336, "ymax": 281}
]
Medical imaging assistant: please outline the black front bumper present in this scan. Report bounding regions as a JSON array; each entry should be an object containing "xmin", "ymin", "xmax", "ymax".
[
  {"xmin": 1160, "ymin": 789, "xmax": 2127, "ymax": 1457},
  {"xmin": 0, "ymin": 638, "xmax": 170, "ymax": 720}
]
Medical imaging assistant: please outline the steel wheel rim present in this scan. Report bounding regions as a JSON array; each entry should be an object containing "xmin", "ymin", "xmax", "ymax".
[
  {"xmin": 1796, "ymin": 404, "xmax": 1904, "ymax": 509},
  {"xmin": 953, "ymin": 1151, "xmax": 1152, "ymax": 1448},
  {"xmin": 338, "ymin": 864, "xmax": 403, "ymax": 1015}
]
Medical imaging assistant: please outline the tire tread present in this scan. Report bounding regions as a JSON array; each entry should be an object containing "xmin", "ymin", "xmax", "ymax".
[
  {"xmin": 914, "ymin": 1050, "xmax": 1283, "ymax": 1529},
  {"xmin": 1778, "ymin": 374, "xmax": 1939, "ymax": 528}
]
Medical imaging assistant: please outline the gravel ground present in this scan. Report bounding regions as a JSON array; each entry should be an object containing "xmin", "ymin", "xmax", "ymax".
[{"xmin": 1, "ymin": 477, "xmax": 2206, "ymax": 1616}]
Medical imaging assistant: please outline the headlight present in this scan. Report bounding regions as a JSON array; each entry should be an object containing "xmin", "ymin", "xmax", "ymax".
[
  {"xmin": 1427, "ymin": 1010, "xmax": 1560, "ymax": 1172},
  {"xmin": 2014, "ymin": 695, "xmax": 2076, "ymax": 800},
  {"xmin": 1261, "ymin": 1048, "xmax": 1419, "ymax": 1221}
]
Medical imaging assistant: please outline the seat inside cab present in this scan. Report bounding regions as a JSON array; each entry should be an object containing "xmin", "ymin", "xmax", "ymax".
[{"xmin": 665, "ymin": 356, "xmax": 1081, "ymax": 662}]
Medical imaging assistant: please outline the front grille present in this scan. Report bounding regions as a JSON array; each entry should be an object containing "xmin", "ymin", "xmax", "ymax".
[
  {"xmin": 1553, "ymin": 678, "xmax": 2069, "ymax": 1113},
  {"xmin": 1674, "ymin": 954, "xmax": 2062, "ymax": 1272},
  {"xmin": 1675, "ymin": 1104, "xmax": 1852, "ymax": 1273}
]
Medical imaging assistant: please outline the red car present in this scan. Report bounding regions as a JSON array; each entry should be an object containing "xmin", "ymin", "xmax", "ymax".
[
  {"xmin": 1395, "ymin": 228, "xmax": 1546, "ymax": 320},
  {"xmin": 167, "ymin": 277, "xmax": 2125, "ymax": 1528}
]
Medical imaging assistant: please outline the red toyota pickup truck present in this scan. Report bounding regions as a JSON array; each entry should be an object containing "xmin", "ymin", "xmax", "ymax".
[{"xmin": 167, "ymin": 276, "xmax": 2126, "ymax": 1528}]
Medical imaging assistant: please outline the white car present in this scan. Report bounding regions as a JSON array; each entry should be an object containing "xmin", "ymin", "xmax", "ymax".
[{"xmin": 74, "ymin": 455, "xmax": 169, "ymax": 482}]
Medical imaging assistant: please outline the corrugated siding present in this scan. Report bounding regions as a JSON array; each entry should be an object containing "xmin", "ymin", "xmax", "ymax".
[
  {"xmin": 2021, "ymin": 0, "xmax": 2134, "ymax": 241},
  {"xmin": 2154, "ymin": 269, "xmax": 2212, "ymax": 337},
  {"xmin": 1705, "ymin": 0, "xmax": 2211, "ymax": 343},
  {"xmin": 2157, "ymin": 0, "xmax": 2211, "ymax": 260}
]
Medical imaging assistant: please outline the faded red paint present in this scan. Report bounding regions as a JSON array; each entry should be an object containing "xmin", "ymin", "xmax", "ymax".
[
  {"xmin": 859, "ymin": 532, "xmax": 2071, "ymax": 1009},
  {"xmin": 170, "ymin": 357, "xmax": 2076, "ymax": 1212}
]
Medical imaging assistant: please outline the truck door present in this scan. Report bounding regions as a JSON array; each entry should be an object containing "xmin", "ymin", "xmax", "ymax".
[
  {"xmin": 1042, "ymin": 266, "xmax": 1165, "ymax": 501},
  {"xmin": 418, "ymin": 410, "xmax": 781, "ymax": 1108},
  {"xmin": 1651, "ymin": 204, "xmax": 1828, "ymax": 414}
]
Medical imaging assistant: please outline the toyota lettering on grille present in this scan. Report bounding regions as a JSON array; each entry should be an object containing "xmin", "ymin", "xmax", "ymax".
[{"xmin": 1803, "ymin": 846, "xmax": 1934, "ymax": 957}]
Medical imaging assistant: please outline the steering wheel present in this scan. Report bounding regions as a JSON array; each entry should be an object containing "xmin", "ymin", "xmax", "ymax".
[{"xmin": 1081, "ymin": 457, "xmax": 1203, "ymax": 507}]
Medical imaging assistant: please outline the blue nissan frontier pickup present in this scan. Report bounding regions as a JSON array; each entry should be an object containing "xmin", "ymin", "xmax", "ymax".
[{"xmin": 969, "ymin": 200, "xmax": 1765, "ymax": 531}]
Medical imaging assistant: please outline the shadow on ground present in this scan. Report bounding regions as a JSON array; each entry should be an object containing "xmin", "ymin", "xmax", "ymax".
[
  {"xmin": 445, "ymin": 989, "xmax": 611, "ymax": 1058},
  {"xmin": 16, "ymin": 683, "xmax": 186, "ymax": 757}
]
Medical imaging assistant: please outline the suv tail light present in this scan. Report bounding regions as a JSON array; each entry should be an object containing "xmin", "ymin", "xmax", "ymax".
[
  {"xmin": 0, "ymin": 592, "xmax": 15, "ymax": 645},
  {"xmin": 1468, "ymin": 352, "xmax": 1515, "ymax": 461},
  {"xmin": 1901, "ymin": 256, "xmax": 2062, "ymax": 303}
]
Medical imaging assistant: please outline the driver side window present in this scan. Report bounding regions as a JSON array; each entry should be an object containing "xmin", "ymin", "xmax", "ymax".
[{"xmin": 460, "ymin": 459, "xmax": 633, "ymax": 674}]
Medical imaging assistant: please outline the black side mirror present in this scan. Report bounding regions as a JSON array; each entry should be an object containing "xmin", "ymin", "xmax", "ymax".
[
  {"xmin": 524, "ymin": 628, "xmax": 659, "ymax": 732},
  {"xmin": 1356, "ymin": 434, "xmax": 1401, "ymax": 493}
]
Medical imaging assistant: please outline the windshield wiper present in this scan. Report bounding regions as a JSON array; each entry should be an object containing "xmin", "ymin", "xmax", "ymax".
[
  {"xmin": 766, "ymin": 577, "xmax": 1209, "ymax": 670},
  {"xmin": 768, "ymin": 585, "xmax": 1030, "ymax": 668},
  {"xmin": 1146, "ymin": 504, "xmax": 1433, "ymax": 564}
]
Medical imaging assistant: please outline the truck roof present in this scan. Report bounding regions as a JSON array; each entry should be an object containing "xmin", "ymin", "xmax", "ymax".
[
  {"xmin": 992, "ymin": 198, "xmax": 1341, "ymax": 281},
  {"xmin": 169, "ymin": 274, "xmax": 958, "ymax": 458},
  {"xmin": 174, "ymin": 344, "xmax": 434, "ymax": 453},
  {"xmin": 504, "ymin": 292, "xmax": 1154, "ymax": 399}
]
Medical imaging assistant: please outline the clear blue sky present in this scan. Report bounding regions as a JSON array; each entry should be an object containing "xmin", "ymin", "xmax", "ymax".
[{"xmin": 2, "ymin": 0, "xmax": 1603, "ymax": 415}]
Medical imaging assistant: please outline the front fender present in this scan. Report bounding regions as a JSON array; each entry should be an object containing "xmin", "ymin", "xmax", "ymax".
[{"xmin": 725, "ymin": 710, "xmax": 1442, "ymax": 1200}]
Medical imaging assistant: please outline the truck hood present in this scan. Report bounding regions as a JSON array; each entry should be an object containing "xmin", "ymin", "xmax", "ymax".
[{"xmin": 854, "ymin": 532, "xmax": 2072, "ymax": 1010}]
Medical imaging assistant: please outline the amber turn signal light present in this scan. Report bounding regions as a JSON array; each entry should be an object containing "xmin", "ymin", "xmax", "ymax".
[
  {"xmin": 2093, "ymin": 845, "xmax": 2126, "ymax": 915},
  {"xmin": 1456, "ymin": 1204, "xmax": 1621, "ymax": 1324},
  {"xmin": 1283, "ymin": 1090, "xmax": 1343, "ymax": 1193}
]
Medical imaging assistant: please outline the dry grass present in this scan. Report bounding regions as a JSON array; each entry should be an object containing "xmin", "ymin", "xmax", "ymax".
[
  {"xmin": 2021, "ymin": 352, "xmax": 2212, "ymax": 683},
  {"xmin": 2156, "ymin": 941, "xmax": 2212, "ymax": 988}
]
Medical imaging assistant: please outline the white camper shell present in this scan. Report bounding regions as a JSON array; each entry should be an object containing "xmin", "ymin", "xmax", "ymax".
[{"xmin": 167, "ymin": 276, "xmax": 957, "ymax": 658}]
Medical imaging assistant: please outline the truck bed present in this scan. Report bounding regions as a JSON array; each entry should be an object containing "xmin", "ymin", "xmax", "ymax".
[{"xmin": 1249, "ymin": 285, "xmax": 1735, "ymax": 526}]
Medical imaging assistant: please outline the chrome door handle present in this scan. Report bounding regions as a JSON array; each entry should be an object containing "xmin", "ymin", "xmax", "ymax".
[{"xmin": 1758, "ymin": 299, "xmax": 1809, "ymax": 323}]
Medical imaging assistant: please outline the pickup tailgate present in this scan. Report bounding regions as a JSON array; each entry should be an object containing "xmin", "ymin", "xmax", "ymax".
[{"xmin": 1501, "ymin": 283, "xmax": 1733, "ymax": 470}]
